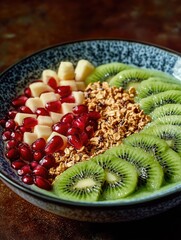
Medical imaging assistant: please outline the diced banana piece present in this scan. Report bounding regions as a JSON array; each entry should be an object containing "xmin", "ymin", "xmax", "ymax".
[
  {"xmin": 61, "ymin": 102, "xmax": 77, "ymax": 114},
  {"xmin": 47, "ymin": 131, "xmax": 67, "ymax": 150},
  {"xmin": 34, "ymin": 125, "xmax": 52, "ymax": 140},
  {"xmin": 29, "ymin": 82, "xmax": 53, "ymax": 97},
  {"xmin": 59, "ymin": 80, "xmax": 77, "ymax": 90},
  {"xmin": 14, "ymin": 113, "xmax": 37, "ymax": 125},
  {"xmin": 76, "ymin": 81, "xmax": 86, "ymax": 91},
  {"xmin": 72, "ymin": 91, "xmax": 85, "ymax": 104},
  {"xmin": 58, "ymin": 61, "xmax": 75, "ymax": 80},
  {"xmin": 75, "ymin": 59, "xmax": 94, "ymax": 81},
  {"xmin": 42, "ymin": 69, "xmax": 59, "ymax": 85},
  {"xmin": 37, "ymin": 116, "xmax": 53, "ymax": 127},
  {"xmin": 40, "ymin": 92, "xmax": 60, "ymax": 105},
  {"xmin": 23, "ymin": 132, "xmax": 38, "ymax": 145},
  {"xmin": 50, "ymin": 112, "xmax": 64, "ymax": 123},
  {"xmin": 25, "ymin": 97, "xmax": 44, "ymax": 112}
]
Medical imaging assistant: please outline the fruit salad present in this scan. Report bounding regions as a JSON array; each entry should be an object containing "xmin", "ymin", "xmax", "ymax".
[{"xmin": 1, "ymin": 59, "xmax": 181, "ymax": 202}]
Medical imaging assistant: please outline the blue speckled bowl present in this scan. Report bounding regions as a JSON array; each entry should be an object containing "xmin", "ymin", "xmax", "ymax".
[{"xmin": 1, "ymin": 39, "xmax": 181, "ymax": 222}]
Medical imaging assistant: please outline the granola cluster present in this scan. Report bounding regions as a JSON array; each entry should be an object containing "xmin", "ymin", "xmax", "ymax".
[{"xmin": 49, "ymin": 82, "xmax": 151, "ymax": 179}]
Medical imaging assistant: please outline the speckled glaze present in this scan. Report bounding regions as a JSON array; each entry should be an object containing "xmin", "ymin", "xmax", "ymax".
[{"xmin": 1, "ymin": 39, "xmax": 181, "ymax": 222}]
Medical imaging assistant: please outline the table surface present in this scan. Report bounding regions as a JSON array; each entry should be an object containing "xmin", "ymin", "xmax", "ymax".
[{"xmin": 1, "ymin": 0, "xmax": 181, "ymax": 239}]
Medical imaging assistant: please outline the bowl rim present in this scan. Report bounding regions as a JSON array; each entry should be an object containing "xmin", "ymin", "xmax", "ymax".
[{"xmin": 1, "ymin": 38, "xmax": 181, "ymax": 208}]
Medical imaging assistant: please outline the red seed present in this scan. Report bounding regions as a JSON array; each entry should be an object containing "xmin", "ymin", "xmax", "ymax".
[
  {"xmin": 61, "ymin": 95, "xmax": 75, "ymax": 103},
  {"xmin": 0, "ymin": 118, "xmax": 6, "ymax": 127},
  {"xmin": 33, "ymin": 150, "xmax": 45, "ymax": 162},
  {"xmin": 6, "ymin": 139, "xmax": 19, "ymax": 150},
  {"xmin": 35, "ymin": 108, "xmax": 49, "ymax": 116},
  {"xmin": 11, "ymin": 130, "xmax": 23, "ymax": 141},
  {"xmin": 24, "ymin": 87, "xmax": 32, "ymax": 97},
  {"xmin": 22, "ymin": 174, "xmax": 34, "ymax": 185},
  {"xmin": 87, "ymin": 119, "xmax": 98, "ymax": 131},
  {"xmin": 30, "ymin": 161, "xmax": 39, "ymax": 169},
  {"xmin": 18, "ymin": 165, "xmax": 32, "ymax": 176},
  {"xmin": 2, "ymin": 130, "xmax": 12, "ymax": 141},
  {"xmin": 88, "ymin": 111, "xmax": 101, "ymax": 120},
  {"xmin": 5, "ymin": 119, "xmax": 16, "ymax": 130},
  {"xmin": 45, "ymin": 100, "xmax": 61, "ymax": 113},
  {"xmin": 33, "ymin": 165, "xmax": 48, "ymax": 178},
  {"xmin": 72, "ymin": 105, "xmax": 88, "ymax": 115},
  {"xmin": 11, "ymin": 160, "xmax": 26, "ymax": 170},
  {"xmin": 85, "ymin": 125, "xmax": 94, "ymax": 138},
  {"xmin": 47, "ymin": 77, "xmax": 57, "ymax": 89},
  {"xmin": 39, "ymin": 154, "xmax": 55, "ymax": 169},
  {"xmin": 32, "ymin": 138, "xmax": 46, "ymax": 151},
  {"xmin": 8, "ymin": 110, "xmax": 18, "ymax": 119},
  {"xmin": 80, "ymin": 131, "xmax": 89, "ymax": 146},
  {"xmin": 5, "ymin": 148, "xmax": 20, "ymax": 161},
  {"xmin": 45, "ymin": 135, "xmax": 64, "ymax": 154},
  {"xmin": 19, "ymin": 106, "xmax": 33, "ymax": 114},
  {"xmin": 67, "ymin": 127, "xmax": 80, "ymax": 136},
  {"xmin": 67, "ymin": 135, "xmax": 83, "ymax": 150},
  {"xmin": 72, "ymin": 114, "xmax": 88, "ymax": 132},
  {"xmin": 55, "ymin": 86, "xmax": 71, "ymax": 98},
  {"xmin": 12, "ymin": 95, "xmax": 28, "ymax": 108},
  {"xmin": 23, "ymin": 117, "xmax": 38, "ymax": 128},
  {"xmin": 52, "ymin": 122, "xmax": 70, "ymax": 135},
  {"xmin": 61, "ymin": 113, "xmax": 75, "ymax": 124},
  {"xmin": 19, "ymin": 143, "xmax": 33, "ymax": 162},
  {"xmin": 34, "ymin": 176, "xmax": 52, "ymax": 190},
  {"xmin": 17, "ymin": 126, "xmax": 32, "ymax": 133}
]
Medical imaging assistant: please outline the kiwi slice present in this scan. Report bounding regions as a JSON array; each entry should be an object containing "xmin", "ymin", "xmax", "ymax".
[
  {"xmin": 105, "ymin": 144, "xmax": 164, "ymax": 191},
  {"xmin": 123, "ymin": 133, "xmax": 181, "ymax": 183},
  {"xmin": 137, "ymin": 81, "xmax": 181, "ymax": 99},
  {"xmin": 139, "ymin": 90, "xmax": 181, "ymax": 114},
  {"xmin": 150, "ymin": 104, "xmax": 181, "ymax": 120},
  {"xmin": 91, "ymin": 154, "xmax": 138, "ymax": 200},
  {"xmin": 85, "ymin": 62, "xmax": 135, "ymax": 85},
  {"xmin": 142, "ymin": 124, "xmax": 181, "ymax": 156},
  {"xmin": 52, "ymin": 161, "xmax": 105, "ymax": 202},
  {"xmin": 146, "ymin": 115, "xmax": 181, "ymax": 128},
  {"xmin": 141, "ymin": 76, "xmax": 181, "ymax": 85}
]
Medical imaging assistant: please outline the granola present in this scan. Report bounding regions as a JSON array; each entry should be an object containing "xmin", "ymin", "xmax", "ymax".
[{"xmin": 49, "ymin": 82, "xmax": 151, "ymax": 179}]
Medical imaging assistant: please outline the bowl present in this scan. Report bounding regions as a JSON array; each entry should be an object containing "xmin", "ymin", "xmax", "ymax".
[{"xmin": 1, "ymin": 39, "xmax": 181, "ymax": 223}]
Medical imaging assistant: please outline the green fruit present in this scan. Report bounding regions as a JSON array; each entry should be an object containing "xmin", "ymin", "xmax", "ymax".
[
  {"xmin": 150, "ymin": 104, "xmax": 181, "ymax": 120},
  {"xmin": 142, "ymin": 124, "xmax": 181, "ymax": 156},
  {"xmin": 105, "ymin": 144, "xmax": 164, "ymax": 191},
  {"xmin": 52, "ymin": 161, "xmax": 105, "ymax": 202},
  {"xmin": 85, "ymin": 62, "xmax": 135, "ymax": 85},
  {"xmin": 137, "ymin": 81, "xmax": 181, "ymax": 99},
  {"xmin": 91, "ymin": 154, "xmax": 138, "ymax": 200},
  {"xmin": 139, "ymin": 90, "xmax": 181, "ymax": 114},
  {"xmin": 141, "ymin": 76, "xmax": 181, "ymax": 85},
  {"xmin": 123, "ymin": 132, "xmax": 181, "ymax": 183},
  {"xmin": 146, "ymin": 115, "xmax": 181, "ymax": 128}
]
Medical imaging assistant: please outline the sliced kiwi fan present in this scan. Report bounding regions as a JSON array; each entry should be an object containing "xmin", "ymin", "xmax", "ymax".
[{"xmin": 52, "ymin": 62, "xmax": 181, "ymax": 202}]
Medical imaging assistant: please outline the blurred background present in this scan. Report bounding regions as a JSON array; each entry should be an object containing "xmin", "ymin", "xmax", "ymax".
[{"xmin": 1, "ymin": 0, "xmax": 181, "ymax": 239}]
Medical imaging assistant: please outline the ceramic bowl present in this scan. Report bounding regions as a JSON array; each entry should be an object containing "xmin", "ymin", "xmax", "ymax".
[{"xmin": 1, "ymin": 39, "xmax": 181, "ymax": 222}]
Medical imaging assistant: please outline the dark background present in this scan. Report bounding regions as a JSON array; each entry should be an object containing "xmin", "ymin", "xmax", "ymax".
[{"xmin": 1, "ymin": 0, "xmax": 181, "ymax": 239}]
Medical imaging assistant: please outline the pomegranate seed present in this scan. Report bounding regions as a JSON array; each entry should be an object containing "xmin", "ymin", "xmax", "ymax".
[
  {"xmin": 11, "ymin": 131, "xmax": 23, "ymax": 141},
  {"xmin": 22, "ymin": 117, "xmax": 38, "ymax": 128},
  {"xmin": 72, "ymin": 105, "xmax": 88, "ymax": 115},
  {"xmin": 45, "ymin": 100, "xmax": 61, "ymax": 113},
  {"xmin": 0, "ymin": 118, "xmax": 6, "ymax": 127},
  {"xmin": 52, "ymin": 122, "xmax": 70, "ymax": 135},
  {"xmin": 32, "ymin": 138, "xmax": 46, "ymax": 151},
  {"xmin": 80, "ymin": 132, "xmax": 89, "ymax": 146},
  {"xmin": 72, "ymin": 114, "xmax": 88, "ymax": 131},
  {"xmin": 22, "ymin": 174, "xmax": 34, "ymax": 185},
  {"xmin": 24, "ymin": 87, "xmax": 32, "ymax": 97},
  {"xmin": 18, "ymin": 165, "xmax": 32, "ymax": 176},
  {"xmin": 47, "ymin": 77, "xmax": 57, "ymax": 89},
  {"xmin": 19, "ymin": 143, "xmax": 33, "ymax": 162},
  {"xmin": 11, "ymin": 160, "xmax": 26, "ymax": 170},
  {"xmin": 5, "ymin": 148, "xmax": 20, "ymax": 161},
  {"xmin": 30, "ymin": 161, "xmax": 39, "ymax": 169},
  {"xmin": 88, "ymin": 111, "xmax": 101, "ymax": 120},
  {"xmin": 33, "ymin": 150, "xmax": 45, "ymax": 162},
  {"xmin": 61, "ymin": 113, "xmax": 75, "ymax": 124},
  {"xmin": 39, "ymin": 154, "xmax": 55, "ymax": 169},
  {"xmin": 6, "ymin": 139, "xmax": 19, "ymax": 149},
  {"xmin": 33, "ymin": 165, "xmax": 48, "ymax": 178},
  {"xmin": 55, "ymin": 86, "xmax": 71, "ymax": 98},
  {"xmin": 19, "ymin": 106, "xmax": 33, "ymax": 114},
  {"xmin": 87, "ymin": 119, "xmax": 98, "ymax": 131},
  {"xmin": 45, "ymin": 135, "xmax": 64, "ymax": 154},
  {"xmin": 67, "ymin": 135, "xmax": 83, "ymax": 150},
  {"xmin": 17, "ymin": 126, "xmax": 32, "ymax": 133},
  {"xmin": 34, "ymin": 176, "xmax": 52, "ymax": 190},
  {"xmin": 85, "ymin": 125, "xmax": 94, "ymax": 138},
  {"xmin": 67, "ymin": 127, "xmax": 80, "ymax": 136},
  {"xmin": 12, "ymin": 95, "xmax": 28, "ymax": 108},
  {"xmin": 2, "ymin": 130, "xmax": 12, "ymax": 141},
  {"xmin": 35, "ymin": 108, "xmax": 49, "ymax": 116},
  {"xmin": 5, "ymin": 119, "xmax": 16, "ymax": 130},
  {"xmin": 61, "ymin": 95, "xmax": 75, "ymax": 103},
  {"xmin": 8, "ymin": 110, "xmax": 18, "ymax": 119}
]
